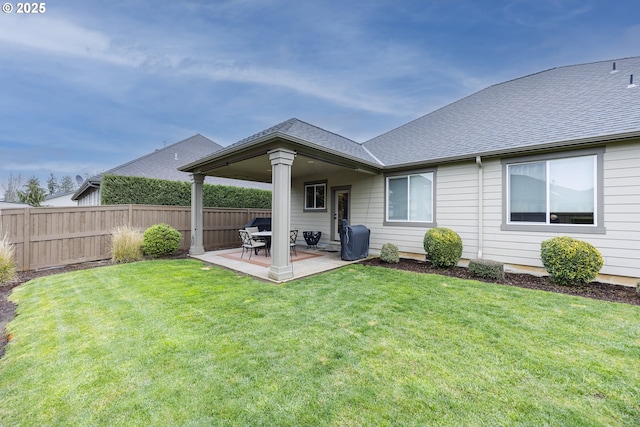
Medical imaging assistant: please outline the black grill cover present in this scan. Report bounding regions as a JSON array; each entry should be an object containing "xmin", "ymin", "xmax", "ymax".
[
  {"xmin": 339, "ymin": 219, "xmax": 370, "ymax": 261},
  {"xmin": 244, "ymin": 217, "xmax": 271, "ymax": 231}
]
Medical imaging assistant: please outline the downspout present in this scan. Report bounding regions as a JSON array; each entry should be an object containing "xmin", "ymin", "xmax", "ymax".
[{"xmin": 476, "ymin": 156, "xmax": 483, "ymax": 259}]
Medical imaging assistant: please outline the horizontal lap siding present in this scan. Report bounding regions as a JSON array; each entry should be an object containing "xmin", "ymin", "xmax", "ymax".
[
  {"xmin": 291, "ymin": 171, "xmax": 375, "ymax": 245},
  {"xmin": 363, "ymin": 162, "xmax": 479, "ymax": 258},
  {"xmin": 435, "ymin": 162, "xmax": 479, "ymax": 260},
  {"xmin": 599, "ymin": 141, "xmax": 640, "ymax": 277},
  {"xmin": 2, "ymin": 205, "xmax": 270, "ymax": 271},
  {"xmin": 482, "ymin": 141, "xmax": 640, "ymax": 279}
]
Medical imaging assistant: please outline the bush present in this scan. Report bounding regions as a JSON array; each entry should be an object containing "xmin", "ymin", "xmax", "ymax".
[
  {"xmin": 540, "ymin": 236, "xmax": 603, "ymax": 285},
  {"xmin": 423, "ymin": 228, "xmax": 463, "ymax": 269},
  {"xmin": 0, "ymin": 232, "xmax": 17, "ymax": 284},
  {"xmin": 111, "ymin": 225, "xmax": 144, "ymax": 263},
  {"xmin": 101, "ymin": 175, "xmax": 272, "ymax": 209},
  {"xmin": 468, "ymin": 259, "xmax": 505, "ymax": 281},
  {"xmin": 380, "ymin": 243, "xmax": 399, "ymax": 263},
  {"xmin": 142, "ymin": 224, "xmax": 182, "ymax": 257}
]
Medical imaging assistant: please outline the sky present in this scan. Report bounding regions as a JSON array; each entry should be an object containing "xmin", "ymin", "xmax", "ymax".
[{"xmin": 0, "ymin": 0, "xmax": 638, "ymax": 195}]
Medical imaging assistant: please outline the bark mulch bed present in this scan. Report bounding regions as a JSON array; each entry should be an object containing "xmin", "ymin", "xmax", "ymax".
[
  {"xmin": 358, "ymin": 258, "xmax": 639, "ymax": 306},
  {"xmin": 2, "ymin": 256, "xmax": 638, "ymax": 358}
]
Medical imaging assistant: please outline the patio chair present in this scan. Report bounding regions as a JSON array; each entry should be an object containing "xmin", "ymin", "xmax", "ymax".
[
  {"xmin": 245, "ymin": 226, "xmax": 263, "ymax": 242},
  {"xmin": 290, "ymin": 229, "xmax": 298, "ymax": 256},
  {"xmin": 239, "ymin": 229, "xmax": 266, "ymax": 259}
]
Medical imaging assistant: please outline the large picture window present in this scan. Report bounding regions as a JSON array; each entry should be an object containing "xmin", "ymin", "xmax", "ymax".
[
  {"xmin": 304, "ymin": 181, "xmax": 326, "ymax": 211},
  {"xmin": 386, "ymin": 171, "xmax": 434, "ymax": 224},
  {"xmin": 503, "ymin": 148, "xmax": 604, "ymax": 233}
]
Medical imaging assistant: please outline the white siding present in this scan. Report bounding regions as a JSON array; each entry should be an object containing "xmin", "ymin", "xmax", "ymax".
[
  {"xmin": 77, "ymin": 187, "xmax": 101, "ymax": 206},
  {"xmin": 482, "ymin": 141, "xmax": 640, "ymax": 280},
  {"xmin": 288, "ymin": 140, "xmax": 640, "ymax": 283},
  {"xmin": 291, "ymin": 170, "xmax": 377, "ymax": 246}
]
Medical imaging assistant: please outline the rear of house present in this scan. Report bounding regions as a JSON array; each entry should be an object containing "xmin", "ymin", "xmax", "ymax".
[{"xmin": 182, "ymin": 57, "xmax": 640, "ymax": 285}]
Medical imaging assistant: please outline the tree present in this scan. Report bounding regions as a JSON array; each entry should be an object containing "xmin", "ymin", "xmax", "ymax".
[
  {"xmin": 59, "ymin": 175, "xmax": 76, "ymax": 192},
  {"xmin": 46, "ymin": 173, "xmax": 59, "ymax": 195},
  {"xmin": 2, "ymin": 173, "xmax": 22, "ymax": 202},
  {"xmin": 17, "ymin": 176, "xmax": 47, "ymax": 207}
]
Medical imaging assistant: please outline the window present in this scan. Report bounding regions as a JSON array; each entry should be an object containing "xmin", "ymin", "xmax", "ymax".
[
  {"xmin": 503, "ymin": 148, "xmax": 604, "ymax": 233},
  {"xmin": 304, "ymin": 181, "xmax": 326, "ymax": 211},
  {"xmin": 386, "ymin": 171, "xmax": 434, "ymax": 224}
]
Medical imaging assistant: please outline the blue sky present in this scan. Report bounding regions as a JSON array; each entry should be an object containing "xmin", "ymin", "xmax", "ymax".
[{"xmin": 0, "ymin": 0, "xmax": 638, "ymax": 194}]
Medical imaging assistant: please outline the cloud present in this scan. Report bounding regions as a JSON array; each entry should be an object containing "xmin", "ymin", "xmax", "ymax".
[
  {"xmin": 0, "ymin": 15, "xmax": 142, "ymax": 66},
  {"xmin": 0, "ymin": 10, "xmax": 454, "ymax": 118}
]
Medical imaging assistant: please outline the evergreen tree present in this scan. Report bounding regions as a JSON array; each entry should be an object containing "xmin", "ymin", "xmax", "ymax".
[
  {"xmin": 47, "ymin": 173, "xmax": 59, "ymax": 195},
  {"xmin": 17, "ymin": 176, "xmax": 47, "ymax": 207},
  {"xmin": 59, "ymin": 175, "xmax": 76, "ymax": 192}
]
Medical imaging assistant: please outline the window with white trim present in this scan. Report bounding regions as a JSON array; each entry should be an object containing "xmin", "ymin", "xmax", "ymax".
[
  {"xmin": 507, "ymin": 154, "xmax": 597, "ymax": 226},
  {"xmin": 386, "ymin": 172, "xmax": 434, "ymax": 223},
  {"xmin": 304, "ymin": 182, "xmax": 326, "ymax": 211}
]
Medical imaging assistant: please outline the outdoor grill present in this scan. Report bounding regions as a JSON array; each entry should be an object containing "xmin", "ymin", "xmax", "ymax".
[
  {"xmin": 339, "ymin": 219, "xmax": 370, "ymax": 261},
  {"xmin": 244, "ymin": 217, "xmax": 272, "ymax": 232}
]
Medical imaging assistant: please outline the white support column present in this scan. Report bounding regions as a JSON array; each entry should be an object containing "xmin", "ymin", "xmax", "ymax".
[
  {"xmin": 268, "ymin": 148, "xmax": 296, "ymax": 281},
  {"xmin": 189, "ymin": 173, "xmax": 205, "ymax": 255}
]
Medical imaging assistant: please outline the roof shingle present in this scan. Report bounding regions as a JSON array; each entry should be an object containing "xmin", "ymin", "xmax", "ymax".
[{"xmin": 364, "ymin": 57, "xmax": 640, "ymax": 166}]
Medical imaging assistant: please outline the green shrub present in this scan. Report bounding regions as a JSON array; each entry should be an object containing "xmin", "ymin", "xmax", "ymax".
[
  {"xmin": 380, "ymin": 243, "xmax": 400, "ymax": 264},
  {"xmin": 0, "ymin": 232, "xmax": 17, "ymax": 284},
  {"xmin": 111, "ymin": 225, "xmax": 144, "ymax": 263},
  {"xmin": 101, "ymin": 175, "xmax": 271, "ymax": 209},
  {"xmin": 423, "ymin": 227, "xmax": 463, "ymax": 269},
  {"xmin": 540, "ymin": 236, "xmax": 603, "ymax": 285},
  {"xmin": 141, "ymin": 224, "xmax": 182, "ymax": 258},
  {"xmin": 468, "ymin": 259, "xmax": 505, "ymax": 281}
]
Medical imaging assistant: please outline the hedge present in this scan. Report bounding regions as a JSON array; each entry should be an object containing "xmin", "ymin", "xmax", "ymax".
[{"xmin": 101, "ymin": 175, "xmax": 271, "ymax": 209}]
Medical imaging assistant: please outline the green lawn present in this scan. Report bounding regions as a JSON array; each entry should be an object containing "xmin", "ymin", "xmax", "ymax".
[{"xmin": 1, "ymin": 259, "xmax": 638, "ymax": 426}]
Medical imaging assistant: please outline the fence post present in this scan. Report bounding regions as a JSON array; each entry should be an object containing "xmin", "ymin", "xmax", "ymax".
[
  {"xmin": 128, "ymin": 204, "xmax": 133, "ymax": 226},
  {"xmin": 22, "ymin": 208, "xmax": 30, "ymax": 271}
]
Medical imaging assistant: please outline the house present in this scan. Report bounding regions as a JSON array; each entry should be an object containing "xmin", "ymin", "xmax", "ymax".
[
  {"xmin": 72, "ymin": 134, "xmax": 270, "ymax": 206},
  {"xmin": 180, "ymin": 57, "xmax": 640, "ymax": 284},
  {"xmin": 43, "ymin": 191, "xmax": 77, "ymax": 207}
]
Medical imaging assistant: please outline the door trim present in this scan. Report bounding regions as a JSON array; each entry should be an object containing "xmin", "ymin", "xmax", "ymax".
[{"xmin": 331, "ymin": 186, "xmax": 351, "ymax": 241}]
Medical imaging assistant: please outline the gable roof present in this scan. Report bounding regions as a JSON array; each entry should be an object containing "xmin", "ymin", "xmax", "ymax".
[
  {"xmin": 195, "ymin": 117, "xmax": 382, "ymax": 167},
  {"xmin": 73, "ymin": 134, "xmax": 270, "ymax": 201},
  {"xmin": 364, "ymin": 57, "xmax": 640, "ymax": 167}
]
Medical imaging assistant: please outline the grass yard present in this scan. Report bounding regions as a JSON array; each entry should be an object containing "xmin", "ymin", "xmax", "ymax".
[{"xmin": 1, "ymin": 259, "xmax": 638, "ymax": 426}]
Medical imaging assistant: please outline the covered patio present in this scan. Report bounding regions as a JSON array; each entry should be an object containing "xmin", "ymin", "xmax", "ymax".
[
  {"xmin": 179, "ymin": 118, "xmax": 382, "ymax": 282},
  {"xmin": 190, "ymin": 245, "xmax": 358, "ymax": 283}
]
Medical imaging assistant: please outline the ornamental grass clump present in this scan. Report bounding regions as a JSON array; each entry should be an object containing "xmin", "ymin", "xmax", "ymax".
[
  {"xmin": 142, "ymin": 223, "xmax": 182, "ymax": 257},
  {"xmin": 111, "ymin": 225, "xmax": 144, "ymax": 263},
  {"xmin": 380, "ymin": 243, "xmax": 400, "ymax": 264},
  {"xmin": 540, "ymin": 236, "xmax": 603, "ymax": 285},
  {"xmin": 0, "ymin": 232, "xmax": 17, "ymax": 284},
  {"xmin": 423, "ymin": 227, "xmax": 463, "ymax": 268}
]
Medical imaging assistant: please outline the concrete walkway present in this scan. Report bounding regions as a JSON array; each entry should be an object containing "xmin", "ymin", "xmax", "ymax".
[{"xmin": 190, "ymin": 245, "xmax": 359, "ymax": 283}]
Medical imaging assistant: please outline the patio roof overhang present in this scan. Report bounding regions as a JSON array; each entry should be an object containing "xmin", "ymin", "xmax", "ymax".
[
  {"xmin": 180, "ymin": 132, "xmax": 381, "ymax": 281},
  {"xmin": 179, "ymin": 133, "xmax": 382, "ymax": 182}
]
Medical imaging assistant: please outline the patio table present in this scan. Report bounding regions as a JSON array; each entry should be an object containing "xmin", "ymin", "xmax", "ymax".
[{"xmin": 251, "ymin": 231, "xmax": 272, "ymax": 256}]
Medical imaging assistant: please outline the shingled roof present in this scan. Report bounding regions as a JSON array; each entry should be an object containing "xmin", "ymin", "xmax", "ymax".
[
  {"xmin": 73, "ymin": 134, "xmax": 270, "ymax": 201},
  {"xmin": 217, "ymin": 117, "xmax": 382, "ymax": 166},
  {"xmin": 363, "ymin": 57, "xmax": 640, "ymax": 167}
]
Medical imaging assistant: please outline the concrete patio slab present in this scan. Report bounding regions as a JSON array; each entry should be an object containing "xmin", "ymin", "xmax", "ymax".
[{"xmin": 190, "ymin": 246, "xmax": 361, "ymax": 282}]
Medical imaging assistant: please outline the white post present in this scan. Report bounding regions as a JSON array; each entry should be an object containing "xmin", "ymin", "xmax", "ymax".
[
  {"xmin": 189, "ymin": 173, "xmax": 205, "ymax": 255},
  {"xmin": 268, "ymin": 148, "xmax": 296, "ymax": 281}
]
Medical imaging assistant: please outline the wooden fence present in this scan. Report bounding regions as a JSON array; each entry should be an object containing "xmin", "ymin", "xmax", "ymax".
[{"xmin": 0, "ymin": 205, "xmax": 271, "ymax": 271}]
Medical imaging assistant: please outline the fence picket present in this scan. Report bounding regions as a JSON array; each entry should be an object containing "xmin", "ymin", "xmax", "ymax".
[{"xmin": 0, "ymin": 205, "xmax": 270, "ymax": 271}]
